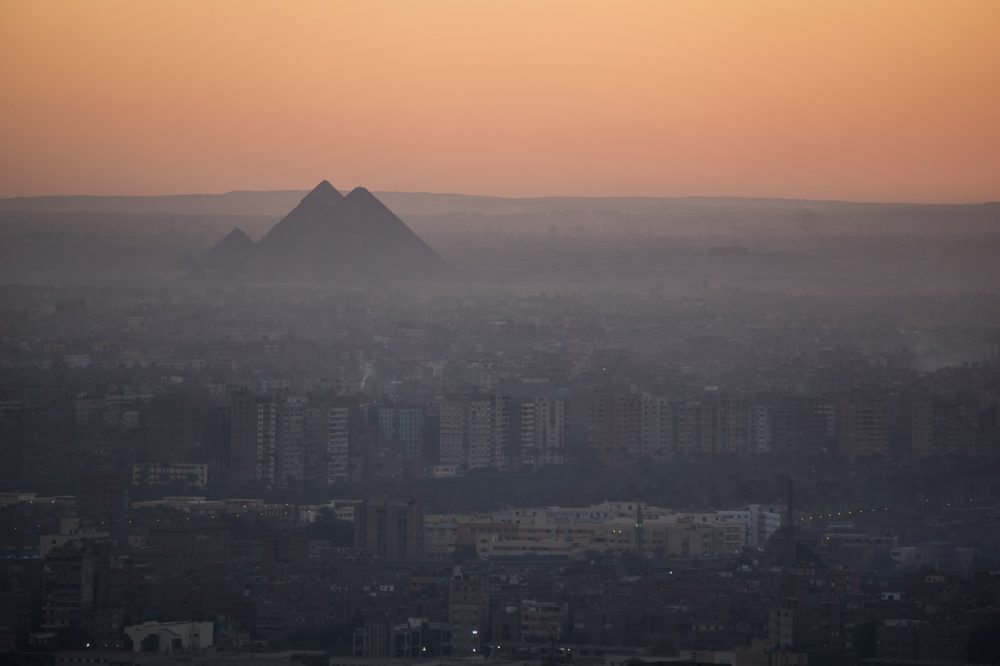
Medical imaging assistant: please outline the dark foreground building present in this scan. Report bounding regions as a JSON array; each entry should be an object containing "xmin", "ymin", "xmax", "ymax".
[{"xmin": 353, "ymin": 497, "xmax": 425, "ymax": 561}]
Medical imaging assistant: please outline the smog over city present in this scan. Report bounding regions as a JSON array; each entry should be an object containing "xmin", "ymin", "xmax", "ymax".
[{"xmin": 1, "ymin": 2, "xmax": 1000, "ymax": 665}]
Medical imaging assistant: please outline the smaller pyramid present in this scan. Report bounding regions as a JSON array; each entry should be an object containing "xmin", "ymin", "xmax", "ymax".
[{"xmin": 204, "ymin": 227, "xmax": 257, "ymax": 272}]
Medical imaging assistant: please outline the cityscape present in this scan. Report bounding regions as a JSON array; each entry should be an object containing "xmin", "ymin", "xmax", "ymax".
[{"xmin": 2, "ymin": 2, "xmax": 1000, "ymax": 666}]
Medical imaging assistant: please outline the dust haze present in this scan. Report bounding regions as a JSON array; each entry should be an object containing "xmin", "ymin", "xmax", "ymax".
[{"xmin": 1, "ymin": 185, "xmax": 1000, "ymax": 664}]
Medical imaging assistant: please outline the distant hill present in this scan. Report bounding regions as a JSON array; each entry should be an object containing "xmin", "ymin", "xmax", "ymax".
[
  {"xmin": 2, "ymin": 188, "xmax": 997, "ymax": 215},
  {"xmin": 203, "ymin": 181, "xmax": 449, "ymax": 281},
  {"xmin": 0, "ymin": 190, "xmax": 306, "ymax": 216},
  {"xmin": 2, "ymin": 188, "xmax": 998, "ymax": 237}
]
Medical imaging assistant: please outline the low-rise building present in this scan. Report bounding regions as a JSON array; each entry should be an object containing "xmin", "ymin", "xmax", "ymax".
[{"xmin": 124, "ymin": 620, "xmax": 213, "ymax": 652}]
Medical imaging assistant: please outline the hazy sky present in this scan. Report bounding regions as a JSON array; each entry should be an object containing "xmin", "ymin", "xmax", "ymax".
[{"xmin": 2, "ymin": 0, "xmax": 999, "ymax": 201}]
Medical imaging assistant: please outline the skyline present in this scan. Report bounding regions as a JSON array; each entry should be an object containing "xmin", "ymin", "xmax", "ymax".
[{"xmin": 2, "ymin": 0, "xmax": 1000, "ymax": 203}]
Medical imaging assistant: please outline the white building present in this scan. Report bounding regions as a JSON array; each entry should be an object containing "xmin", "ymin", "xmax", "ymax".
[{"xmin": 124, "ymin": 620, "xmax": 213, "ymax": 652}]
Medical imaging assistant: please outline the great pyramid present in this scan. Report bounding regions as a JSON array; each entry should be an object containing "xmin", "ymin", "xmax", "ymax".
[{"xmin": 204, "ymin": 181, "xmax": 448, "ymax": 281}]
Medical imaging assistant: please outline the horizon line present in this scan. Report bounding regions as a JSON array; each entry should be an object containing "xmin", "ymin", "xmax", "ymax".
[{"xmin": 0, "ymin": 187, "xmax": 997, "ymax": 209}]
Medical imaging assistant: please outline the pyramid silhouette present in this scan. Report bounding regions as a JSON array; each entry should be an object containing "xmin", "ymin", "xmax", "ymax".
[{"xmin": 205, "ymin": 181, "xmax": 448, "ymax": 281}]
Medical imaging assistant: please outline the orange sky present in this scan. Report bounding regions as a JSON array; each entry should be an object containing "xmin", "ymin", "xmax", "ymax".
[{"xmin": 1, "ymin": 0, "xmax": 999, "ymax": 202}]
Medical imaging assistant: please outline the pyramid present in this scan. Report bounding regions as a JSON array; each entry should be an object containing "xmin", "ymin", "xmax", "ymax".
[
  {"xmin": 252, "ymin": 181, "xmax": 449, "ymax": 281},
  {"xmin": 256, "ymin": 179, "xmax": 344, "ymax": 254},
  {"xmin": 204, "ymin": 227, "xmax": 257, "ymax": 272}
]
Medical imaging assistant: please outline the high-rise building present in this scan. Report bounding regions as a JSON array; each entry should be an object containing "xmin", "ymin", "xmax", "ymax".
[
  {"xmin": 465, "ymin": 396, "xmax": 494, "ymax": 470},
  {"xmin": 438, "ymin": 395, "xmax": 511, "ymax": 470},
  {"xmin": 303, "ymin": 401, "xmax": 329, "ymax": 484},
  {"xmin": 588, "ymin": 384, "xmax": 642, "ymax": 463},
  {"xmin": 528, "ymin": 397, "xmax": 566, "ymax": 467},
  {"xmin": 326, "ymin": 405, "xmax": 350, "ymax": 484},
  {"xmin": 840, "ymin": 392, "xmax": 890, "ymax": 458},
  {"xmin": 640, "ymin": 394, "xmax": 672, "ymax": 461},
  {"xmin": 439, "ymin": 400, "xmax": 465, "ymax": 467},
  {"xmin": 715, "ymin": 395, "xmax": 748, "ymax": 455},
  {"xmin": 771, "ymin": 397, "xmax": 836, "ymax": 455},
  {"xmin": 228, "ymin": 391, "xmax": 276, "ymax": 486},
  {"xmin": 491, "ymin": 394, "xmax": 511, "ymax": 471},
  {"xmin": 748, "ymin": 405, "xmax": 772, "ymax": 454},
  {"xmin": 72, "ymin": 397, "xmax": 103, "ymax": 435},
  {"xmin": 41, "ymin": 544, "xmax": 101, "ymax": 631},
  {"xmin": 673, "ymin": 399, "xmax": 715, "ymax": 455},
  {"xmin": 255, "ymin": 399, "xmax": 277, "ymax": 483},
  {"xmin": 926, "ymin": 397, "xmax": 971, "ymax": 457},
  {"xmin": 353, "ymin": 497, "xmax": 424, "ymax": 560},
  {"xmin": 975, "ymin": 389, "xmax": 1000, "ymax": 457},
  {"xmin": 378, "ymin": 406, "xmax": 426, "ymax": 461},
  {"xmin": 276, "ymin": 396, "xmax": 306, "ymax": 482},
  {"xmin": 514, "ymin": 397, "xmax": 566, "ymax": 468},
  {"xmin": 514, "ymin": 398, "xmax": 537, "ymax": 468},
  {"xmin": 907, "ymin": 394, "xmax": 936, "ymax": 459},
  {"xmin": 448, "ymin": 569, "xmax": 488, "ymax": 655}
]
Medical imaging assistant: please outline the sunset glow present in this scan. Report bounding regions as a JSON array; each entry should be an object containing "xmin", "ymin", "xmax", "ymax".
[{"xmin": 2, "ymin": 0, "xmax": 999, "ymax": 201}]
